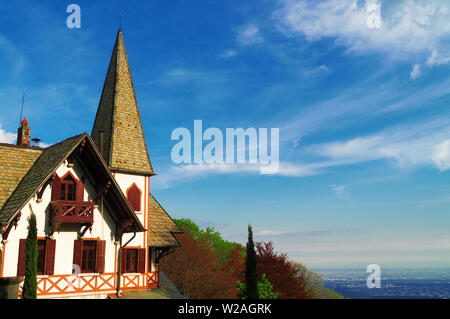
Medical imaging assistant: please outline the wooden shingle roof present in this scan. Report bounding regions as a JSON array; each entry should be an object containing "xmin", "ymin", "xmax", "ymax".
[
  {"xmin": 91, "ymin": 29, "xmax": 154, "ymax": 176},
  {"xmin": 0, "ymin": 144, "xmax": 43, "ymax": 211},
  {"xmin": 148, "ymin": 194, "xmax": 182, "ymax": 248}
]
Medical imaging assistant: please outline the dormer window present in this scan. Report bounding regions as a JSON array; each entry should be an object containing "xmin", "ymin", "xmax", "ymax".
[
  {"xmin": 61, "ymin": 174, "xmax": 76, "ymax": 201},
  {"xmin": 52, "ymin": 172, "xmax": 84, "ymax": 202}
]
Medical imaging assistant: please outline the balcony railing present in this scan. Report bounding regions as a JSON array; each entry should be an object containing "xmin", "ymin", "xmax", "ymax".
[{"xmin": 50, "ymin": 200, "xmax": 95, "ymax": 224}]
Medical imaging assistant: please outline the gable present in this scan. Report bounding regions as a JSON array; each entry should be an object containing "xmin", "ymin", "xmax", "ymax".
[
  {"xmin": 0, "ymin": 134, "xmax": 145, "ymax": 232},
  {"xmin": 0, "ymin": 135, "xmax": 82, "ymax": 224}
]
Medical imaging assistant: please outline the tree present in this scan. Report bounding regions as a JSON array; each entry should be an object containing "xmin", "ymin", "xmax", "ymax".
[
  {"xmin": 160, "ymin": 228, "xmax": 237, "ymax": 298},
  {"xmin": 291, "ymin": 262, "xmax": 344, "ymax": 299},
  {"xmin": 22, "ymin": 212, "xmax": 37, "ymax": 299},
  {"xmin": 220, "ymin": 245, "xmax": 245, "ymax": 282},
  {"xmin": 291, "ymin": 262, "xmax": 324, "ymax": 298},
  {"xmin": 256, "ymin": 241, "xmax": 313, "ymax": 298},
  {"xmin": 237, "ymin": 274, "xmax": 280, "ymax": 299},
  {"xmin": 245, "ymin": 225, "xmax": 258, "ymax": 299},
  {"xmin": 174, "ymin": 218, "xmax": 242, "ymax": 267}
]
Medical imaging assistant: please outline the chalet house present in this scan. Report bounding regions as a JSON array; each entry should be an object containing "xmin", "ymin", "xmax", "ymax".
[{"xmin": 0, "ymin": 29, "xmax": 182, "ymax": 298}]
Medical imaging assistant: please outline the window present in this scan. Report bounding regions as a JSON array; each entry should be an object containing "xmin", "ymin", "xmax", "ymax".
[
  {"xmin": 81, "ymin": 240, "xmax": 97, "ymax": 273},
  {"xmin": 126, "ymin": 184, "xmax": 141, "ymax": 211},
  {"xmin": 51, "ymin": 172, "xmax": 84, "ymax": 202},
  {"xmin": 73, "ymin": 240, "xmax": 105, "ymax": 274},
  {"xmin": 125, "ymin": 249, "xmax": 138, "ymax": 273},
  {"xmin": 61, "ymin": 174, "xmax": 76, "ymax": 201},
  {"xmin": 37, "ymin": 240, "xmax": 46, "ymax": 275},
  {"xmin": 18, "ymin": 239, "xmax": 56, "ymax": 276},
  {"xmin": 121, "ymin": 248, "xmax": 146, "ymax": 274}
]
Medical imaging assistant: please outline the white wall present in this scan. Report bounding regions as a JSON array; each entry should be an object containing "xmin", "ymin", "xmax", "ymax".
[
  {"xmin": 2, "ymin": 159, "xmax": 118, "ymax": 277},
  {"xmin": 1, "ymin": 161, "xmax": 156, "ymax": 281},
  {"xmin": 113, "ymin": 173, "xmax": 148, "ymax": 252}
]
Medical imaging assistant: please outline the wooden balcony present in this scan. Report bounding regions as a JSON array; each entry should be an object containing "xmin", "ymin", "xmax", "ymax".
[{"xmin": 49, "ymin": 200, "xmax": 95, "ymax": 225}]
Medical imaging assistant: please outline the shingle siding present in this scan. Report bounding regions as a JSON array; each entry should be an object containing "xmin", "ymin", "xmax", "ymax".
[{"xmin": 91, "ymin": 30, "xmax": 154, "ymax": 176}]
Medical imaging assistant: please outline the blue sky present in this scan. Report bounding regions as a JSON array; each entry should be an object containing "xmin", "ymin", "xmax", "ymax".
[{"xmin": 1, "ymin": 0, "xmax": 450, "ymax": 269}]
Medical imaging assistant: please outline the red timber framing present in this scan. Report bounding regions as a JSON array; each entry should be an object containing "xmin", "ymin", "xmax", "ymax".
[{"xmin": 16, "ymin": 271, "xmax": 159, "ymax": 297}]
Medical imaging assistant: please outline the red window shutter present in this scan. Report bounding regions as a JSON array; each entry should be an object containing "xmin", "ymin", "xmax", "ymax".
[
  {"xmin": 138, "ymin": 248, "xmax": 146, "ymax": 273},
  {"xmin": 51, "ymin": 174, "xmax": 61, "ymax": 201},
  {"xmin": 73, "ymin": 240, "xmax": 83, "ymax": 274},
  {"xmin": 44, "ymin": 239, "xmax": 56, "ymax": 275},
  {"xmin": 17, "ymin": 239, "xmax": 27, "ymax": 276},
  {"xmin": 95, "ymin": 240, "xmax": 106, "ymax": 273},
  {"xmin": 75, "ymin": 179, "xmax": 84, "ymax": 202},
  {"xmin": 120, "ymin": 249, "xmax": 126, "ymax": 274},
  {"xmin": 127, "ymin": 185, "xmax": 141, "ymax": 211}
]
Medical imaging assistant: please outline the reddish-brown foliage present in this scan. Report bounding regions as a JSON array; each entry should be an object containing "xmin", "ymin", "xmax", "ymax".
[
  {"xmin": 160, "ymin": 229, "xmax": 238, "ymax": 299},
  {"xmin": 220, "ymin": 245, "xmax": 245, "ymax": 282},
  {"xmin": 256, "ymin": 241, "xmax": 313, "ymax": 299}
]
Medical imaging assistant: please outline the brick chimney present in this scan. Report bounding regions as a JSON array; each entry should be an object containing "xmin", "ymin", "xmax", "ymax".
[{"xmin": 17, "ymin": 117, "xmax": 31, "ymax": 147}]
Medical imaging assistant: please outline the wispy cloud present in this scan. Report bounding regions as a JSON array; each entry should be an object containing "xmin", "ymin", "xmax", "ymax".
[
  {"xmin": 255, "ymin": 229, "xmax": 332, "ymax": 237},
  {"xmin": 275, "ymin": 0, "xmax": 450, "ymax": 77},
  {"xmin": 0, "ymin": 33, "xmax": 25, "ymax": 74},
  {"xmin": 235, "ymin": 24, "xmax": 264, "ymax": 46},
  {"xmin": 329, "ymin": 184, "xmax": 348, "ymax": 199},
  {"xmin": 152, "ymin": 161, "xmax": 332, "ymax": 190},
  {"xmin": 306, "ymin": 118, "xmax": 450, "ymax": 170},
  {"xmin": 410, "ymin": 64, "xmax": 421, "ymax": 80},
  {"xmin": 219, "ymin": 49, "xmax": 237, "ymax": 59},
  {"xmin": 275, "ymin": 0, "xmax": 450, "ymax": 56},
  {"xmin": 302, "ymin": 64, "xmax": 330, "ymax": 78},
  {"xmin": 432, "ymin": 140, "xmax": 450, "ymax": 171}
]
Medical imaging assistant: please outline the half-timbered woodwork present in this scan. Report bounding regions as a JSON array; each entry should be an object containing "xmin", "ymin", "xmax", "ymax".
[{"xmin": 0, "ymin": 28, "xmax": 182, "ymax": 298}]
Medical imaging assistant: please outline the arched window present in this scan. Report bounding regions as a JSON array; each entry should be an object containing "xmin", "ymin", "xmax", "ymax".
[
  {"xmin": 61, "ymin": 174, "xmax": 76, "ymax": 201},
  {"xmin": 127, "ymin": 184, "xmax": 141, "ymax": 211}
]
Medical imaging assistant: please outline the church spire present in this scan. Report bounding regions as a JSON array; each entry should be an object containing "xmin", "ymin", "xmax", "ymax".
[{"xmin": 91, "ymin": 29, "xmax": 154, "ymax": 176}]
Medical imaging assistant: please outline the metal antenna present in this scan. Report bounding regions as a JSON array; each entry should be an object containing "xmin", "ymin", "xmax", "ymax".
[
  {"xmin": 19, "ymin": 90, "xmax": 25, "ymax": 125},
  {"xmin": 119, "ymin": 12, "xmax": 122, "ymax": 30}
]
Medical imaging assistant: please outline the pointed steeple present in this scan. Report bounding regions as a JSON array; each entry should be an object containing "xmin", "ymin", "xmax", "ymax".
[{"xmin": 92, "ymin": 29, "xmax": 154, "ymax": 176}]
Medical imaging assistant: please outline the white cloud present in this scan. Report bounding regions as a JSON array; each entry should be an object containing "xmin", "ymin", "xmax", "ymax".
[
  {"xmin": 152, "ymin": 161, "xmax": 334, "ymax": 190},
  {"xmin": 236, "ymin": 24, "xmax": 264, "ymax": 46},
  {"xmin": 410, "ymin": 64, "xmax": 421, "ymax": 80},
  {"xmin": 303, "ymin": 64, "xmax": 330, "ymax": 78},
  {"xmin": 275, "ymin": 0, "xmax": 450, "ymax": 60},
  {"xmin": 412, "ymin": 49, "xmax": 450, "ymax": 79},
  {"xmin": 307, "ymin": 118, "xmax": 450, "ymax": 170},
  {"xmin": 167, "ymin": 69, "xmax": 188, "ymax": 77},
  {"xmin": 426, "ymin": 49, "xmax": 450, "ymax": 66},
  {"xmin": 254, "ymin": 229, "xmax": 331, "ymax": 237},
  {"xmin": 219, "ymin": 49, "xmax": 237, "ymax": 59},
  {"xmin": 329, "ymin": 184, "xmax": 348, "ymax": 199},
  {"xmin": 432, "ymin": 140, "xmax": 450, "ymax": 171},
  {"xmin": 255, "ymin": 230, "xmax": 295, "ymax": 236},
  {"xmin": 153, "ymin": 116, "xmax": 450, "ymax": 189},
  {"xmin": 0, "ymin": 124, "xmax": 16, "ymax": 144}
]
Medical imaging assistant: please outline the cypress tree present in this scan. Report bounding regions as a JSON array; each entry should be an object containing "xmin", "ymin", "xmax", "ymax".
[
  {"xmin": 22, "ymin": 212, "xmax": 37, "ymax": 299},
  {"xmin": 245, "ymin": 224, "xmax": 258, "ymax": 299}
]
